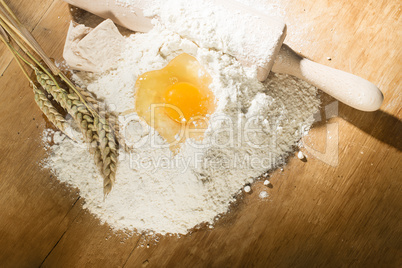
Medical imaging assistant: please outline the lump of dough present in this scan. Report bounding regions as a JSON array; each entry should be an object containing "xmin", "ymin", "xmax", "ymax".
[
  {"xmin": 63, "ymin": 19, "xmax": 125, "ymax": 72},
  {"xmin": 63, "ymin": 21, "xmax": 95, "ymax": 71}
]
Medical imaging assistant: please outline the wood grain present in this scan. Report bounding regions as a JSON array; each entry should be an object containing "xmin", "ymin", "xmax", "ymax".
[{"xmin": 0, "ymin": 0, "xmax": 401, "ymax": 267}]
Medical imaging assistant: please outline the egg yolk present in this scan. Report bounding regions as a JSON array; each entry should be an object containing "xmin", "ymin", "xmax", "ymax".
[
  {"xmin": 134, "ymin": 53, "xmax": 215, "ymax": 152},
  {"xmin": 163, "ymin": 82, "xmax": 213, "ymax": 123}
]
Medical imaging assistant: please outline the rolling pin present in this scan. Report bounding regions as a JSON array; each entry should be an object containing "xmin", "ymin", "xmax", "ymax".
[{"xmin": 63, "ymin": 0, "xmax": 384, "ymax": 112}]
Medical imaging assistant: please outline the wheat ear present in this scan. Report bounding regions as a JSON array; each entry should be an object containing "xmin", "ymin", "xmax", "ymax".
[
  {"xmin": 33, "ymin": 85, "xmax": 68, "ymax": 132},
  {"xmin": 36, "ymin": 69, "xmax": 117, "ymax": 196},
  {"xmin": 68, "ymin": 88, "xmax": 118, "ymax": 195},
  {"xmin": 76, "ymin": 87, "xmax": 125, "ymax": 151},
  {"xmin": 35, "ymin": 69, "xmax": 102, "ymax": 171}
]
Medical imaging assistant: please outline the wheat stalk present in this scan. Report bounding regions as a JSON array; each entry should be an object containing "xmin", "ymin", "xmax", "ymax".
[{"xmin": 0, "ymin": 2, "xmax": 119, "ymax": 196}]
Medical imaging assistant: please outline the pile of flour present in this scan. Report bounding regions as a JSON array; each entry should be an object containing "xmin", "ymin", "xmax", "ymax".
[{"xmin": 43, "ymin": 3, "xmax": 320, "ymax": 235}]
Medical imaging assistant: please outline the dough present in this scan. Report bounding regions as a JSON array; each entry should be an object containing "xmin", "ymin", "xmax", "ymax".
[{"xmin": 63, "ymin": 19, "xmax": 125, "ymax": 72}]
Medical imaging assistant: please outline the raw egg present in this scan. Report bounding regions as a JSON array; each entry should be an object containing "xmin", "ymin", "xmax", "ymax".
[{"xmin": 135, "ymin": 53, "xmax": 215, "ymax": 152}]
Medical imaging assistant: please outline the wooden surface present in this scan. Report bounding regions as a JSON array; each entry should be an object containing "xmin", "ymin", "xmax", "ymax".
[{"xmin": 0, "ymin": 0, "xmax": 401, "ymax": 267}]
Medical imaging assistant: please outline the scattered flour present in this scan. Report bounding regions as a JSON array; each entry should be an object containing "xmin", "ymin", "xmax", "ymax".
[
  {"xmin": 244, "ymin": 186, "xmax": 251, "ymax": 193},
  {"xmin": 297, "ymin": 150, "xmax": 305, "ymax": 160},
  {"xmin": 43, "ymin": 1, "xmax": 320, "ymax": 235},
  {"xmin": 259, "ymin": 191, "xmax": 269, "ymax": 199}
]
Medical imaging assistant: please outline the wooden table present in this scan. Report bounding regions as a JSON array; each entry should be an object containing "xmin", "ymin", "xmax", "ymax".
[{"xmin": 0, "ymin": 0, "xmax": 400, "ymax": 267}]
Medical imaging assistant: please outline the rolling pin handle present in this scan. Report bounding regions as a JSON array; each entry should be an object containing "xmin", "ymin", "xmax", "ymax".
[{"xmin": 272, "ymin": 44, "xmax": 384, "ymax": 112}]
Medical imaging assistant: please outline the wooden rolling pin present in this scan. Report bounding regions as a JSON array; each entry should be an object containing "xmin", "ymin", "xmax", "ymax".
[{"xmin": 63, "ymin": 0, "xmax": 384, "ymax": 112}]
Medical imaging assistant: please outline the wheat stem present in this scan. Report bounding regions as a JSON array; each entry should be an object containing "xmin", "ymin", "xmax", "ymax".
[
  {"xmin": 0, "ymin": 31, "xmax": 29, "ymax": 80},
  {"xmin": 0, "ymin": 0, "xmax": 18, "ymax": 22},
  {"xmin": 0, "ymin": 17, "xmax": 61, "ymax": 90},
  {"xmin": 0, "ymin": 24, "xmax": 8, "ymax": 42},
  {"xmin": 0, "ymin": 3, "xmax": 58, "ymax": 74}
]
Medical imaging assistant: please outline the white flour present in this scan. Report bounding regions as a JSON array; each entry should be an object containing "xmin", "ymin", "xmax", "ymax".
[
  {"xmin": 44, "ymin": 2, "xmax": 320, "ymax": 235},
  {"xmin": 144, "ymin": 0, "xmax": 285, "ymax": 72}
]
